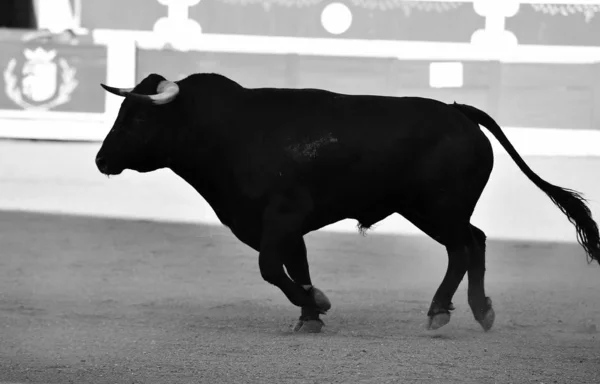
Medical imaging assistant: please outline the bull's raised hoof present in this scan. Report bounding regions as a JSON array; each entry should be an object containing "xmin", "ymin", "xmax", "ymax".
[
  {"xmin": 293, "ymin": 318, "xmax": 325, "ymax": 333},
  {"xmin": 426, "ymin": 302, "xmax": 455, "ymax": 330},
  {"xmin": 293, "ymin": 307, "xmax": 325, "ymax": 333},
  {"xmin": 309, "ymin": 286, "xmax": 331, "ymax": 314},
  {"xmin": 293, "ymin": 287, "xmax": 331, "ymax": 333},
  {"xmin": 427, "ymin": 312, "xmax": 451, "ymax": 330},
  {"xmin": 472, "ymin": 297, "xmax": 495, "ymax": 332}
]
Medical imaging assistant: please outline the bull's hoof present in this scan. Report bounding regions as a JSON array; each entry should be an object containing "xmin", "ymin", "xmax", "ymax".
[
  {"xmin": 294, "ymin": 304, "xmax": 326, "ymax": 333},
  {"xmin": 477, "ymin": 307, "xmax": 495, "ymax": 332},
  {"xmin": 427, "ymin": 312, "xmax": 451, "ymax": 330},
  {"xmin": 293, "ymin": 318, "xmax": 324, "ymax": 333},
  {"xmin": 472, "ymin": 297, "xmax": 495, "ymax": 332},
  {"xmin": 310, "ymin": 286, "xmax": 331, "ymax": 314}
]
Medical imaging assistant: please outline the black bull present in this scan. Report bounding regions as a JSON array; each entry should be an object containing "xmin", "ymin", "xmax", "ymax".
[{"xmin": 96, "ymin": 73, "xmax": 600, "ymax": 332}]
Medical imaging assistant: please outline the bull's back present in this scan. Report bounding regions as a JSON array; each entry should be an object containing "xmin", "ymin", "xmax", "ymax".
[
  {"xmin": 235, "ymin": 88, "xmax": 491, "ymax": 219},
  {"xmin": 246, "ymin": 87, "xmax": 474, "ymax": 139}
]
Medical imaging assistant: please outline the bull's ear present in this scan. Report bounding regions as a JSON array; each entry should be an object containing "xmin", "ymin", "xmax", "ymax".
[{"xmin": 101, "ymin": 84, "xmax": 133, "ymax": 97}]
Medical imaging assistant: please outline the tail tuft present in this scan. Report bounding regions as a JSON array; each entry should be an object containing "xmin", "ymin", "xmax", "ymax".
[{"xmin": 543, "ymin": 182, "xmax": 600, "ymax": 264}]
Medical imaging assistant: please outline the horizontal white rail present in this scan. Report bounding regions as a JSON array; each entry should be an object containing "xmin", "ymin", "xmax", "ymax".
[{"xmin": 93, "ymin": 30, "xmax": 600, "ymax": 64}]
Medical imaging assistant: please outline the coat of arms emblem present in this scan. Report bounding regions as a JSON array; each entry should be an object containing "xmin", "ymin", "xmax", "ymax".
[{"xmin": 3, "ymin": 47, "xmax": 78, "ymax": 111}]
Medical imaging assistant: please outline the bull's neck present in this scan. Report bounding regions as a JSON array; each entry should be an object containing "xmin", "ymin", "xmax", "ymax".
[
  {"xmin": 166, "ymin": 81, "xmax": 243, "ymax": 221},
  {"xmin": 167, "ymin": 132, "xmax": 235, "ymax": 225}
]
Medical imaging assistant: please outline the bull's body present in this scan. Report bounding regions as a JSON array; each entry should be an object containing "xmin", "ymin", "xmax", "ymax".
[
  {"xmin": 172, "ymin": 79, "xmax": 491, "ymax": 248},
  {"xmin": 97, "ymin": 73, "xmax": 600, "ymax": 332}
]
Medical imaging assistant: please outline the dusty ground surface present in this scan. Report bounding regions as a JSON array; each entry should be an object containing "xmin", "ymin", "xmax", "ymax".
[{"xmin": 0, "ymin": 210, "xmax": 599, "ymax": 384}]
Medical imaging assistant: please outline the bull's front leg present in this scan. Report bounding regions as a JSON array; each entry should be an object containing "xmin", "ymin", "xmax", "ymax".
[{"xmin": 258, "ymin": 194, "xmax": 331, "ymax": 332}]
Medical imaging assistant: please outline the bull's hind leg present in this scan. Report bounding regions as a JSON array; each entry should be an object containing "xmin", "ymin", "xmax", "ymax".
[
  {"xmin": 396, "ymin": 208, "xmax": 471, "ymax": 330},
  {"xmin": 466, "ymin": 225, "xmax": 495, "ymax": 331},
  {"xmin": 426, "ymin": 224, "xmax": 495, "ymax": 331},
  {"xmin": 426, "ymin": 223, "xmax": 471, "ymax": 330},
  {"xmin": 415, "ymin": 134, "xmax": 494, "ymax": 330}
]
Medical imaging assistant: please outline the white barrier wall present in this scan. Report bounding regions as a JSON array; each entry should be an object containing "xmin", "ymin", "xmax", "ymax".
[
  {"xmin": 1, "ymin": 138, "xmax": 598, "ymax": 243},
  {"xmin": 1, "ymin": 3, "xmax": 599, "ymax": 243}
]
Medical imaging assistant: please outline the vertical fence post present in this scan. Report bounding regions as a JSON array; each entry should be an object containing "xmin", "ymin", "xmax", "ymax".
[
  {"xmin": 593, "ymin": 62, "xmax": 600, "ymax": 131},
  {"xmin": 93, "ymin": 31, "xmax": 137, "ymax": 120},
  {"xmin": 486, "ymin": 60, "xmax": 502, "ymax": 120}
]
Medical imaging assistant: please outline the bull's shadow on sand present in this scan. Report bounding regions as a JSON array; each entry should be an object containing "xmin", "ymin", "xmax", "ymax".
[{"xmin": 0, "ymin": 210, "xmax": 599, "ymax": 384}]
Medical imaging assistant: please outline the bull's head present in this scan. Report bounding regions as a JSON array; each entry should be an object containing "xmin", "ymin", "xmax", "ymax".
[{"xmin": 95, "ymin": 74, "xmax": 180, "ymax": 176}]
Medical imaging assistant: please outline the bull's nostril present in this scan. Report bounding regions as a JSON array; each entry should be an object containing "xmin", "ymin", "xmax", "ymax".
[{"xmin": 95, "ymin": 156, "xmax": 106, "ymax": 170}]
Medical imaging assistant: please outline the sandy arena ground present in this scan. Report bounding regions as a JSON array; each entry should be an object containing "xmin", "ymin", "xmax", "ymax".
[{"xmin": 0, "ymin": 210, "xmax": 599, "ymax": 384}]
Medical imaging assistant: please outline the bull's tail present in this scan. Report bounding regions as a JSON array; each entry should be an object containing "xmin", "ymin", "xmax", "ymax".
[{"xmin": 452, "ymin": 102, "xmax": 600, "ymax": 264}]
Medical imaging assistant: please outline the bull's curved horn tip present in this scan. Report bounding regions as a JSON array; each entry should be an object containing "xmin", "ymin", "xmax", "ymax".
[
  {"xmin": 100, "ymin": 83, "xmax": 118, "ymax": 92},
  {"xmin": 101, "ymin": 84, "xmax": 134, "ymax": 97}
]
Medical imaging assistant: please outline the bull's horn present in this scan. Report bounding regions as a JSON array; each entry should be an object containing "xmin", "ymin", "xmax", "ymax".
[
  {"xmin": 100, "ymin": 84, "xmax": 133, "ymax": 96},
  {"xmin": 100, "ymin": 80, "xmax": 180, "ymax": 105}
]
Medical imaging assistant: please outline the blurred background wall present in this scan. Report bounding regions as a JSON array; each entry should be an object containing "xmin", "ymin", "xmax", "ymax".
[
  {"xmin": 0, "ymin": 0, "xmax": 36, "ymax": 29},
  {"xmin": 0, "ymin": 0, "xmax": 599, "ymax": 242}
]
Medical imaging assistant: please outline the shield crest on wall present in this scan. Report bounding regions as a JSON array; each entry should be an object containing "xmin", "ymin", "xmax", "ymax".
[
  {"xmin": 3, "ymin": 47, "xmax": 78, "ymax": 111},
  {"xmin": 21, "ymin": 48, "xmax": 58, "ymax": 102}
]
